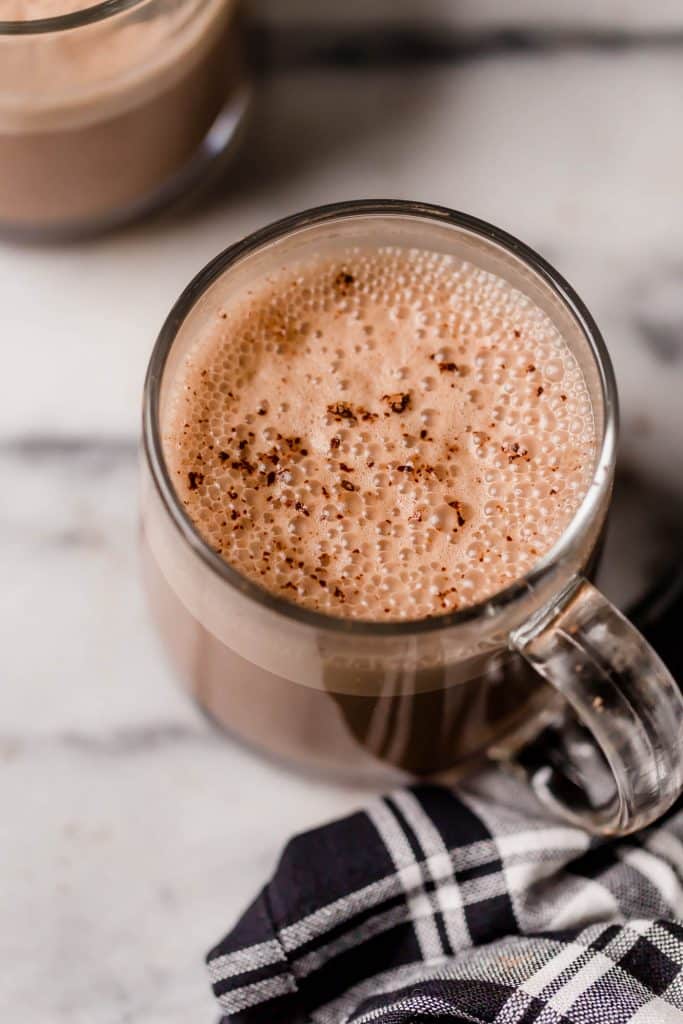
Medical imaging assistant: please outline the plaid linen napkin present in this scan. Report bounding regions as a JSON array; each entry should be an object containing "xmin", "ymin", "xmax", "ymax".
[{"xmin": 207, "ymin": 770, "xmax": 683, "ymax": 1023}]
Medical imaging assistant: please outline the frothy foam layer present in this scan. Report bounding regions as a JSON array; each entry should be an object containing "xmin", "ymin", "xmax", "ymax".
[{"xmin": 164, "ymin": 247, "xmax": 596, "ymax": 620}]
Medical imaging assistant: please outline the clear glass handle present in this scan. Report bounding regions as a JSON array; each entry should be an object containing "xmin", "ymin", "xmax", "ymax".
[{"xmin": 508, "ymin": 577, "xmax": 683, "ymax": 836}]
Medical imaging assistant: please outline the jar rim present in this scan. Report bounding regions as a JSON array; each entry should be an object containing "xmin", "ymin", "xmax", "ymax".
[{"xmin": 0, "ymin": 0, "xmax": 148, "ymax": 36}]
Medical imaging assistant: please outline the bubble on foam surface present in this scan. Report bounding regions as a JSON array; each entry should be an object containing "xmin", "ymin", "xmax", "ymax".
[{"xmin": 164, "ymin": 247, "xmax": 597, "ymax": 621}]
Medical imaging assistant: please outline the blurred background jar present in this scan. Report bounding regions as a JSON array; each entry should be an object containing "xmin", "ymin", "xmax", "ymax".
[{"xmin": 0, "ymin": 0, "xmax": 249, "ymax": 238}]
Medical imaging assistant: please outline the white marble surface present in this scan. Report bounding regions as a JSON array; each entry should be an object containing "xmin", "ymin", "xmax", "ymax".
[
  {"xmin": 253, "ymin": 0, "xmax": 683, "ymax": 31},
  {"xmin": 3, "ymin": 13, "xmax": 683, "ymax": 1023}
]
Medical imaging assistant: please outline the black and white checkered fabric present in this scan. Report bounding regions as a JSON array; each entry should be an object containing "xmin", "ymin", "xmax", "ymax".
[{"xmin": 207, "ymin": 770, "xmax": 683, "ymax": 1023}]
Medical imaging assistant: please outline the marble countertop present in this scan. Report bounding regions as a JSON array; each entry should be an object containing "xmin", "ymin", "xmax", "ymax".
[{"xmin": 3, "ymin": 8, "xmax": 683, "ymax": 1022}]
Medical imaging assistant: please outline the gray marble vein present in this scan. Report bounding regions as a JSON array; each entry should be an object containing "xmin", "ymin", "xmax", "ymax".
[
  {"xmin": 256, "ymin": 24, "xmax": 683, "ymax": 71},
  {"xmin": 3, "ymin": 434, "xmax": 137, "ymax": 462},
  {"xmin": 0, "ymin": 722, "xmax": 220, "ymax": 759}
]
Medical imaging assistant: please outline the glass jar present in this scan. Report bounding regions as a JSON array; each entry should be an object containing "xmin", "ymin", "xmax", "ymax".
[
  {"xmin": 141, "ymin": 200, "xmax": 683, "ymax": 835},
  {"xmin": 0, "ymin": 0, "xmax": 249, "ymax": 237}
]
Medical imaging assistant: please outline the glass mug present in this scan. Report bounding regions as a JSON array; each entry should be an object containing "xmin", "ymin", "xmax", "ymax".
[
  {"xmin": 141, "ymin": 200, "xmax": 683, "ymax": 835},
  {"xmin": 0, "ymin": 0, "xmax": 248, "ymax": 238}
]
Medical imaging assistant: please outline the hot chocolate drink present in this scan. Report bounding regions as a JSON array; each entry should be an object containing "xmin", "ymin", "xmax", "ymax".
[
  {"xmin": 163, "ymin": 247, "xmax": 596, "ymax": 620},
  {"xmin": 0, "ymin": 0, "xmax": 244, "ymax": 232},
  {"xmin": 142, "ymin": 219, "xmax": 605, "ymax": 781},
  {"xmin": 143, "ymin": 209, "xmax": 683, "ymax": 830}
]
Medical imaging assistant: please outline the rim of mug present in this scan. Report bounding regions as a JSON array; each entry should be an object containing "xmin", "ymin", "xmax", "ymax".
[
  {"xmin": 143, "ymin": 199, "xmax": 618, "ymax": 637},
  {"xmin": 0, "ymin": 0, "xmax": 150, "ymax": 35}
]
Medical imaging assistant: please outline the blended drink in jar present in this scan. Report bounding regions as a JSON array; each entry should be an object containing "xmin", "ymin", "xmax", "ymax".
[
  {"xmin": 0, "ymin": 0, "xmax": 244, "ymax": 232},
  {"xmin": 145, "ymin": 239, "xmax": 598, "ymax": 779},
  {"xmin": 164, "ymin": 248, "xmax": 596, "ymax": 620}
]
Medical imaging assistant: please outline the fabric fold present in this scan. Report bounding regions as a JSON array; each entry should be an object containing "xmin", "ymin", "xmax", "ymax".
[{"xmin": 207, "ymin": 774, "xmax": 683, "ymax": 1023}]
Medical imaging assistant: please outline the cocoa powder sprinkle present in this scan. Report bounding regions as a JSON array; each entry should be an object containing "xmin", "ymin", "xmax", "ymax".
[
  {"xmin": 327, "ymin": 401, "xmax": 357, "ymax": 422},
  {"xmin": 448, "ymin": 500, "xmax": 467, "ymax": 527},
  {"xmin": 382, "ymin": 392, "xmax": 411, "ymax": 413}
]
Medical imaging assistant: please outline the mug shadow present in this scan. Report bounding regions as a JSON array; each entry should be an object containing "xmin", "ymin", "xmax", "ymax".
[{"xmin": 599, "ymin": 463, "xmax": 683, "ymax": 628}]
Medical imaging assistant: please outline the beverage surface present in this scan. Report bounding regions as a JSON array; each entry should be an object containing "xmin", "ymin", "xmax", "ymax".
[
  {"xmin": 0, "ymin": 0, "xmax": 233, "ymax": 124},
  {"xmin": 164, "ymin": 247, "xmax": 596, "ymax": 620}
]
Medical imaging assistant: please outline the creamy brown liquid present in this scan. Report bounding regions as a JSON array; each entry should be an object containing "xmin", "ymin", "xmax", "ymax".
[
  {"xmin": 142, "ymin": 533, "xmax": 552, "ymax": 780},
  {"xmin": 165, "ymin": 247, "xmax": 596, "ymax": 620},
  {"xmin": 0, "ymin": 0, "xmax": 241, "ymax": 229}
]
